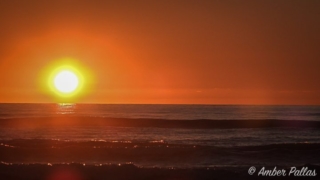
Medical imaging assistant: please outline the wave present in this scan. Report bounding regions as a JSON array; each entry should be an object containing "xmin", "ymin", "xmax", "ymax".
[
  {"xmin": 1, "ymin": 116, "xmax": 320, "ymax": 129},
  {"xmin": 0, "ymin": 139, "xmax": 319, "ymax": 168}
]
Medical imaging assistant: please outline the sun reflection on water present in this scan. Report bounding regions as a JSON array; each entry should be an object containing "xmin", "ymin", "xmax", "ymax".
[{"xmin": 56, "ymin": 103, "xmax": 76, "ymax": 115}]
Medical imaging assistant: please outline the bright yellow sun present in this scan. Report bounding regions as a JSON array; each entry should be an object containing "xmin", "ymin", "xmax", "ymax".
[
  {"xmin": 53, "ymin": 70, "xmax": 79, "ymax": 93},
  {"xmin": 40, "ymin": 58, "xmax": 94, "ymax": 101}
]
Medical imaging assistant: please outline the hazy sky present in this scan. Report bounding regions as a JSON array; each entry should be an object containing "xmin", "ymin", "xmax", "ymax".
[{"xmin": 0, "ymin": 0, "xmax": 319, "ymax": 104}]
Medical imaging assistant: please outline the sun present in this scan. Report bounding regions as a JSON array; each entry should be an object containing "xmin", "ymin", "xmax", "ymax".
[
  {"xmin": 40, "ymin": 58, "xmax": 94, "ymax": 100},
  {"xmin": 54, "ymin": 70, "xmax": 79, "ymax": 93}
]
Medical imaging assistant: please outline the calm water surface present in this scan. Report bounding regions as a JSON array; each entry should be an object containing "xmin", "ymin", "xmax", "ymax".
[{"xmin": 0, "ymin": 103, "xmax": 319, "ymax": 120}]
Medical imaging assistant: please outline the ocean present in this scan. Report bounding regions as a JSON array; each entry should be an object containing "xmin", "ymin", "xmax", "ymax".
[
  {"xmin": 1, "ymin": 103, "xmax": 320, "ymax": 121},
  {"xmin": 0, "ymin": 104, "xmax": 320, "ymax": 168}
]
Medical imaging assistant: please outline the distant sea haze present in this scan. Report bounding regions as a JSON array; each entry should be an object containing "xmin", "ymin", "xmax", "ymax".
[{"xmin": 0, "ymin": 103, "xmax": 319, "ymax": 121}]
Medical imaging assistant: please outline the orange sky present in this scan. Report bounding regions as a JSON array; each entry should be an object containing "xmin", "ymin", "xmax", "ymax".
[{"xmin": 0, "ymin": 0, "xmax": 319, "ymax": 104}]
